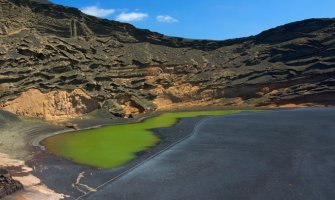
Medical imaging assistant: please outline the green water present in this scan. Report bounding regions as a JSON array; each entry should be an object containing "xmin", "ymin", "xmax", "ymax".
[{"xmin": 42, "ymin": 110, "xmax": 256, "ymax": 169}]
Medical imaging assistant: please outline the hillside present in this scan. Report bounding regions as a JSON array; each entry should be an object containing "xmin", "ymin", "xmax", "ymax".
[{"xmin": 0, "ymin": 0, "xmax": 335, "ymax": 120}]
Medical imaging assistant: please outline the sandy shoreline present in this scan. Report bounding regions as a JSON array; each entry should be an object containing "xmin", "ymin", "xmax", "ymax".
[{"xmin": 1, "ymin": 153, "xmax": 65, "ymax": 200}]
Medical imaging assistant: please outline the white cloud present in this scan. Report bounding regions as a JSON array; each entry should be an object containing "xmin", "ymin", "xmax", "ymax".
[
  {"xmin": 156, "ymin": 15, "xmax": 179, "ymax": 23},
  {"xmin": 116, "ymin": 12, "xmax": 149, "ymax": 22},
  {"xmin": 81, "ymin": 6, "xmax": 115, "ymax": 18}
]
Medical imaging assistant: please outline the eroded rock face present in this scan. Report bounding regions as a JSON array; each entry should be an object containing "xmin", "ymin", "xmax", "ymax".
[
  {"xmin": 0, "ymin": 168, "xmax": 23, "ymax": 199},
  {"xmin": 1, "ymin": 89, "xmax": 99, "ymax": 120},
  {"xmin": 0, "ymin": 0, "xmax": 335, "ymax": 119}
]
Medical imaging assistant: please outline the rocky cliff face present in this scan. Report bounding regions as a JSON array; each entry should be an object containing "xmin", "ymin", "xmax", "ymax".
[
  {"xmin": 1, "ymin": 89, "xmax": 99, "ymax": 120},
  {"xmin": 0, "ymin": 0, "xmax": 335, "ymax": 119}
]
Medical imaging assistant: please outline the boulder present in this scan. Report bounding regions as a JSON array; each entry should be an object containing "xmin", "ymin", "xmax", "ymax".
[
  {"xmin": 0, "ymin": 168, "xmax": 23, "ymax": 198},
  {"xmin": 102, "ymin": 99, "xmax": 125, "ymax": 117}
]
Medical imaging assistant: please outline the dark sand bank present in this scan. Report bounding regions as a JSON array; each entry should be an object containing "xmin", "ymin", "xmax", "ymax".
[{"xmin": 86, "ymin": 107, "xmax": 335, "ymax": 200}]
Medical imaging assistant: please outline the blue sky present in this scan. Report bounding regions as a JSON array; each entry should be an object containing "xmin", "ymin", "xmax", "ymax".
[{"xmin": 50, "ymin": 0, "xmax": 335, "ymax": 40}]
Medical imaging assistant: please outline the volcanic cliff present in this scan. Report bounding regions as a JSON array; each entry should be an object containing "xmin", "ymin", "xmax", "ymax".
[{"xmin": 0, "ymin": 0, "xmax": 335, "ymax": 120}]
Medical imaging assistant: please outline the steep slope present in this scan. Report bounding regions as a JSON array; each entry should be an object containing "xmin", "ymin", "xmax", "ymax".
[{"xmin": 0, "ymin": 0, "xmax": 335, "ymax": 119}]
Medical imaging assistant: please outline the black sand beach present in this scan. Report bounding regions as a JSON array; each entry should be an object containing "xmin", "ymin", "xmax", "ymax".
[
  {"xmin": 84, "ymin": 108, "xmax": 335, "ymax": 200},
  {"xmin": 2, "ymin": 108, "xmax": 335, "ymax": 200}
]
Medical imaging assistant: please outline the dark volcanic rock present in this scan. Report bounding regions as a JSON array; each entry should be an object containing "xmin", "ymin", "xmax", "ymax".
[
  {"xmin": 0, "ymin": 0, "xmax": 335, "ymax": 119},
  {"xmin": 102, "ymin": 99, "xmax": 125, "ymax": 117},
  {"xmin": 0, "ymin": 168, "xmax": 23, "ymax": 198}
]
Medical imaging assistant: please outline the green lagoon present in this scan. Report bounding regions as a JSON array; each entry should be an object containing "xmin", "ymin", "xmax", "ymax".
[{"xmin": 42, "ymin": 110, "xmax": 256, "ymax": 169}]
